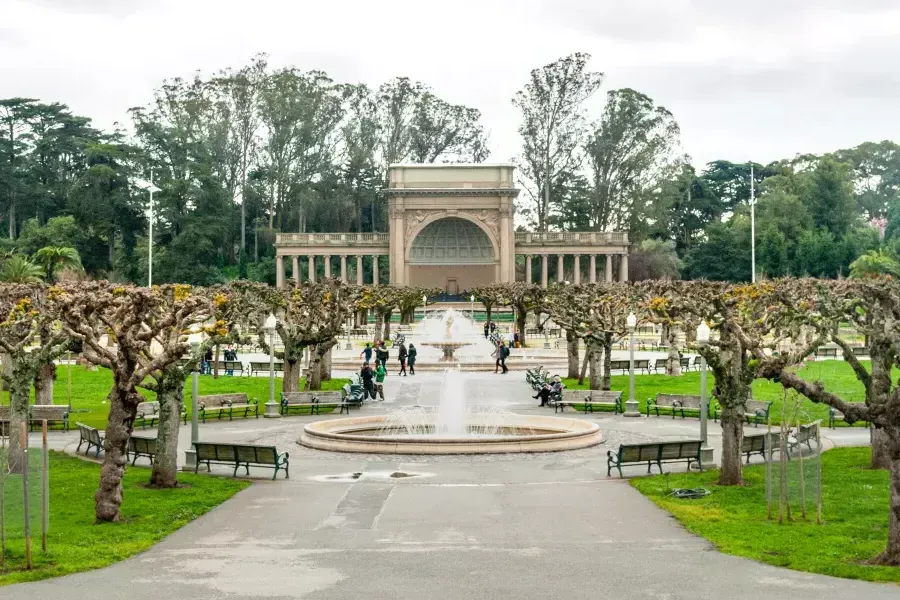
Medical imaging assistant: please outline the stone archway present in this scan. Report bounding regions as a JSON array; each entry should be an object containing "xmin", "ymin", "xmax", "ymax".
[{"xmin": 405, "ymin": 216, "xmax": 498, "ymax": 292}]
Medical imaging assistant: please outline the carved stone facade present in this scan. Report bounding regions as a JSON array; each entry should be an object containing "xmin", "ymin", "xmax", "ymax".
[{"xmin": 273, "ymin": 163, "xmax": 630, "ymax": 292}]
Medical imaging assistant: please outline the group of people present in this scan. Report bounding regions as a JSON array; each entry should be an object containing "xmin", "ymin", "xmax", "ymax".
[
  {"xmin": 359, "ymin": 340, "xmax": 418, "ymax": 400},
  {"xmin": 200, "ymin": 345, "xmax": 239, "ymax": 375},
  {"xmin": 534, "ymin": 375, "xmax": 563, "ymax": 406},
  {"xmin": 492, "ymin": 340, "xmax": 510, "ymax": 374}
]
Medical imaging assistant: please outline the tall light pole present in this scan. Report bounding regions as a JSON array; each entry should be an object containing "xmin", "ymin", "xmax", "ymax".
[
  {"xmin": 422, "ymin": 294, "xmax": 428, "ymax": 323},
  {"xmin": 624, "ymin": 312, "xmax": 640, "ymax": 417},
  {"xmin": 263, "ymin": 314, "xmax": 281, "ymax": 419},
  {"xmin": 697, "ymin": 321, "xmax": 714, "ymax": 466},
  {"xmin": 132, "ymin": 171, "xmax": 161, "ymax": 287},
  {"xmin": 470, "ymin": 294, "xmax": 475, "ymax": 322},
  {"xmin": 750, "ymin": 162, "xmax": 756, "ymax": 284}
]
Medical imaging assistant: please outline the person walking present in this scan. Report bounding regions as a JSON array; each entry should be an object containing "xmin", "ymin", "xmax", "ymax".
[
  {"xmin": 489, "ymin": 321, "xmax": 496, "ymax": 335},
  {"xmin": 407, "ymin": 343, "xmax": 417, "ymax": 375},
  {"xmin": 492, "ymin": 341, "xmax": 501, "ymax": 374},
  {"xmin": 361, "ymin": 342, "xmax": 373, "ymax": 364},
  {"xmin": 500, "ymin": 341, "xmax": 509, "ymax": 374},
  {"xmin": 483, "ymin": 322, "xmax": 489, "ymax": 339},
  {"xmin": 360, "ymin": 362, "xmax": 376, "ymax": 399},
  {"xmin": 397, "ymin": 342, "xmax": 408, "ymax": 376},
  {"xmin": 374, "ymin": 362, "xmax": 387, "ymax": 400},
  {"xmin": 376, "ymin": 342, "xmax": 389, "ymax": 371}
]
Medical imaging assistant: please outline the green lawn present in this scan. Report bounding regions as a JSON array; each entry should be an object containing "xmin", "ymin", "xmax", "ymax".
[
  {"xmin": 10, "ymin": 366, "xmax": 350, "ymax": 429},
  {"xmin": 0, "ymin": 451, "xmax": 248, "ymax": 585},
  {"xmin": 631, "ymin": 447, "xmax": 898, "ymax": 583},
  {"xmin": 562, "ymin": 360, "xmax": 870, "ymax": 426}
]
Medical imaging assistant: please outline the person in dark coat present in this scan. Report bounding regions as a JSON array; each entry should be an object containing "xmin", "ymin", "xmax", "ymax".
[
  {"xmin": 483, "ymin": 322, "xmax": 489, "ymax": 339},
  {"xmin": 376, "ymin": 343, "xmax": 389, "ymax": 370},
  {"xmin": 360, "ymin": 362, "xmax": 376, "ymax": 399},
  {"xmin": 407, "ymin": 343, "xmax": 417, "ymax": 375},
  {"xmin": 397, "ymin": 342, "xmax": 408, "ymax": 376}
]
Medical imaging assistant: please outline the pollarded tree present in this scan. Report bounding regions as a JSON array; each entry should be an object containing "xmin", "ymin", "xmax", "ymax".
[
  {"xmin": 495, "ymin": 282, "xmax": 544, "ymax": 349},
  {"xmin": 358, "ymin": 285, "xmax": 400, "ymax": 343},
  {"xmin": 56, "ymin": 282, "xmax": 215, "ymax": 522},
  {"xmin": 0, "ymin": 284, "xmax": 71, "ymax": 471},
  {"xmin": 647, "ymin": 280, "xmax": 798, "ymax": 486},
  {"xmin": 471, "ymin": 283, "xmax": 508, "ymax": 329},
  {"xmin": 545, "ymin": 283, "xmax": 642, "ymax": 390},
  {"xmin": 753, "ymin": 278, "xmax": 900, "ymax": 564}
]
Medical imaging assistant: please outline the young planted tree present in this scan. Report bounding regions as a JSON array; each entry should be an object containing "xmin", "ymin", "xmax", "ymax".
[
  {"xmin": 754, "ymin": 278, "xmax": 900, "ymax": 564},
  {"xmin": 0, "ymin": 284, "xmax": 70, "ymax": 471},
  {"xmin": 56, "ymin": 282, "xmax": 214, "ymax": 521}
]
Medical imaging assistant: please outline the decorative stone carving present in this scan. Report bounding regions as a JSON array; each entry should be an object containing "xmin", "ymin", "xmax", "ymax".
[
  {"xmin": 405, "ymin": 210, "xmax": 446, "ymax": 240},
  {"xmin": 469, "ymin": 210, "xmax": 500, "ymax": 238}
]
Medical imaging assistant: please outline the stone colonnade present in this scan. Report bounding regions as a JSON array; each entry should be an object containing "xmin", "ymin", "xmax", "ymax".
[
  {"xmin": 522, "ymin": 253, "xmax": 628, "ymax": 287},
  {"xmin": 275, "ymin": 254, "xmax": 385, "ymax": 288}
]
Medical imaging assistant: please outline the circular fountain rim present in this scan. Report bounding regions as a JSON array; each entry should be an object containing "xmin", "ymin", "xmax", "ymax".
[{"xmin": 299, "ymin": 414, "xmax": 603, "ymax": 454}]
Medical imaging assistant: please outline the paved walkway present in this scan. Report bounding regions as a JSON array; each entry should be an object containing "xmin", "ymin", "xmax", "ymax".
[{"xmin": 5, "ymin": 372, "xmax": 892, "ymax": 599}]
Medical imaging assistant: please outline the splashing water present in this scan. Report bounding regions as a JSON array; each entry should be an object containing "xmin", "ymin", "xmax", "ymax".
[{"xmin": 379, "ymin": 369, "xmax": 522, "ymax": 438}]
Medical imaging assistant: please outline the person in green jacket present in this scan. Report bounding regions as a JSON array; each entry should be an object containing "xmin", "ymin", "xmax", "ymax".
[{"xmin": 374, "ymin": 362, "xmax": 387, "ymax": 401}]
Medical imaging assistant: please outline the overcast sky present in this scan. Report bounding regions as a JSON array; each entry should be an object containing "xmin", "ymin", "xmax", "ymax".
[{"xmin": 3, "ymin": 0, "xmax": 899, "ymax": 168}]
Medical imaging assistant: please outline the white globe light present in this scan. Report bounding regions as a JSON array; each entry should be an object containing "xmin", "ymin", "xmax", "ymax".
[
  {"xmin": 626, "ymin": 313, "xmax": 637, "ymax": 329},
  {"xmin": 264, "ymin": 313, "xmax": 277, "ymax": 331},
  {"xmin": 697, "ymin": 321, "xmax": 711, "ymax": 344}
]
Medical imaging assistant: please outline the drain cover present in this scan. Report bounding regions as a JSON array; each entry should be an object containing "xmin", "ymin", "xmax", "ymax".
[{"xmin": 311, "ymin": 471, "xmax": 433, "ymax": 483}]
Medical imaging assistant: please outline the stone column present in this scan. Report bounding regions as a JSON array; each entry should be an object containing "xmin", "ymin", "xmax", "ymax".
[
  {"xmin": 620, "ymin": 254, "xmax": 629, "ymax": 282},
  {"xmin": 373, "ymin": 255, "xmax": 379, "ymax": 285},
  {"xmin": 541, "ymin": 255, "xmax": 548, "ymax": 288},
  {"xmin": 308, "ymin": 255, "xmax": 315, "ymax": 283},
  {"xmin": 324, "ymin": 255, "xmax": 332, "ymax": 279},
  {"xmin": 589, "ymin": 254, "xmax": 597, "ymax": 283},
  {"xmin": 574, "ymin": 255, "xmax": 581, "ymax": 284},
  {"xmin": 340, "ymin": 255, "xmax": 347, "ymax": 283},
  {"xmin": 525, "ymin": 255, "xmax": 533, "ymax": 284},
  {"xmin": 557, "ymin": 255, "xmax": 564, "ymax": 283},
  {"xmin": 356, "ymin": 256, "xmax": 363, "ymax": 285},
  {"xmin": 276, "ymin": 255, "xmax": 284, "ymax": 289},
  {"xmin": 291, "ymin": 256, "xmax": 299, "ymax": 287},
  {"xmin": 605, "ymin": 255, "xmax": 613, "ymax": 283}
]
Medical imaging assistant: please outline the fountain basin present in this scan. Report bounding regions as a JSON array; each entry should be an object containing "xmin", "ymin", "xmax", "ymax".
[
  {"xmin": 420, "ymin": 341, "xmax": 473, "ymax": 362},
  {"xmin": 299, "ymin": 414, "xmax": 603, "ymax": 454}
]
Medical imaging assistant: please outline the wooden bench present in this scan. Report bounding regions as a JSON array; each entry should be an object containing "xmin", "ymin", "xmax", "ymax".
[
  {"xmin": 29, "ymin": 405, "xmax": 70, "ymax": 431},
  {"xmin": 609, "ymin": 359, "xmax": 651, "ymax": 375},
  {"xmin": 851, "ymin": 347, "xmax": 869, "ymax": 357},
  {"xmin": 553, "ymin": 390, "xmax": 622, "ymax": 414},
  {"xmin": 209, "ymin": 360, "xmax": 245, "ymax": 376},
  {"xmin": 743, "ymin": 400, "xmax": 772, "ymax": 426},
  {"xmin": 198, "ymin": 393, "xmax": 259, "ymax": 423},
  {"xmin": 646, "ymin": 393, "xmax": 714, "ymax": 419},
  {"xmin": 281, "ymin": 391, "xmax": 347, "ymax": 415},
  {"xmin": 127, "ymin": 435, "xmax": 157, "ymax": 465},
  {"xmin": 135, "ymin": 401, "xmax": 188, "ymax": 429},
  {"xmin": 250, "ymin": 361, "xmax": 284, "ymax": 376},
  {"xmin": 76, "ymin": 422, "xmax": 104, "ymax": 457},
  {"xmin": 741, "ymin": 432, "xmax": 779, "ymax": 463},
  {"xmin": 828, "ymin": 406, "xmax": 869, "ymax": 428},
  {"xmin": 0, "ymin": 405, "xmax": 70, "ymax": 432},
  {"xmin": 653, "ymin": 358, "xmax": 667, "ymax": 373},
  {"xmin": 607, "ymin": 440, "xmax": 703, "ymax": 478},
  {"xmin": 789, "ymin": 421, "xmax": 820, "ymax": 453},
  {"xmin": 814, "ymin": 347, "xmax": 838, "ymax": 359},
  {"xmin": 193, "ymin": 441, "xmax": 289, "ymax": 480}
]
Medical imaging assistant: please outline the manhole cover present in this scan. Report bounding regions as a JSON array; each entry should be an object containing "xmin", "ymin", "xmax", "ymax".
[{"xmin": 310, "ymin": 471, "xmax": 433, "ymax": 483}]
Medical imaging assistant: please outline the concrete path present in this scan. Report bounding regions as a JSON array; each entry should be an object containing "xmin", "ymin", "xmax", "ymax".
[{"xmin": 6, "ymin": 371, "xmax": 893, "ymax": 599}]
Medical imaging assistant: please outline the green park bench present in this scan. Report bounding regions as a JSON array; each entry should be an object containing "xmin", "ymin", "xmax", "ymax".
[
  {"xmin": 607, "ymin": 440, "xmax": 703, "ymax": 478},
  {"xmin": 135, "ymin": 401, "xmax": 187, "ymax": 429},
  {"xmin": 552, "ymin": 390, "xmax": 622, "ymax": 414},
  {"xmin": 281, "ymin": 391, "xmax": 346, "ymax": 415},
  {"xmin": 250, "ymin": 361, "xmax": 284, "ymax": 376},
  {"xmin": 828, "ymin": 406, "xmax": 869, "ymax": 428},
  {"xmin": 198, "ymin": 393, "xmax": 259, "ymax": 423},
  {"xmin": 193, "ymin": 441, "xmax": 289, "ymax": 480},
  {"xmin": 788, "ymin": 421, "xmax": 820, "ymax": 453},
  {"xmin": 127, "ymin": 435, "xmax": 157, "ymax": 465},
  {"xmin": 76, "ymin": 422, "xmax": 104, "ymax": 457},
  {"xmin": 646, "ymin": 393, "xmax": 716, "ymax": 419}
]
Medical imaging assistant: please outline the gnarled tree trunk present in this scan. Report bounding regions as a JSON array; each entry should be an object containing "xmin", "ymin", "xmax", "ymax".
[
  {"xmin": 6, "ymin": 362, "xmax": 31, "ymax": 474},
  {"xmin": 873, "ymin": 428, "xmax": 893, "ymax": 469},
  {"xmin": 515, "ymin": 308, "xmax": 527, "ymax": 348},
  {"xmin": 382, "ymin": 309, "xmax": 392, "ymax": 342},
  {"xmin": 566, "ymin": 330, "xmax": 579, "ymax": 379},
  {"xmin": 306, "ymin": 340, "xmax": 336, "ymax": 391},
  {"xmin": 666, "ymin": 328, "xmax": 681, "ymax": 376},
  {"xmin": 212, "ymin": 344, "xmax": 220, "ymax": 379},
  {"xmin": 34, "ymin": 362, "xmax": 55, "ymax": 404},
  {"xmin": 96, "ymin": 388, "xmax": 141, "ymax": 522},
  {"xmin": 718, "ymin": 402, "xmax": 745, "ymax": 485},
  {"xmin": 320, "ymin": 347, "xmax": 332, "ymax": 382},
  {"xmin": 589, "ymin": 346, "xmax": 602, "ymax": 390},
  {"xmin": 602, "ymin": 333, "xmax": 613, "ymax": 391},
  {"xmin": 150, "ymin": 367, "xmax": 184, "ymax": 488},
  {"xmin": 374, "ymin": 311, "xmax": 383, "ymax": 342},
  {"xmin": 872, "ymin": 427, "xmax": 900, "ymax": 565},
  {"xmin": 283, "ymin": 359, "xmax": 301, "ymax": 393},
  {"xmin": 0, "ymin": 353, "xmax": 10, "ymax": 391}
]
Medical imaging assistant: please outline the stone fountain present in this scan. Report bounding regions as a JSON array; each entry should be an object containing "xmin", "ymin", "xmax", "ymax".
[
  {"xmin": 419, "ymin": 310, "xmax": 475, "ymax": 363},
  {"xmin": 299, "ymin": 369, "xmax": 603, "ymax": 455}
]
